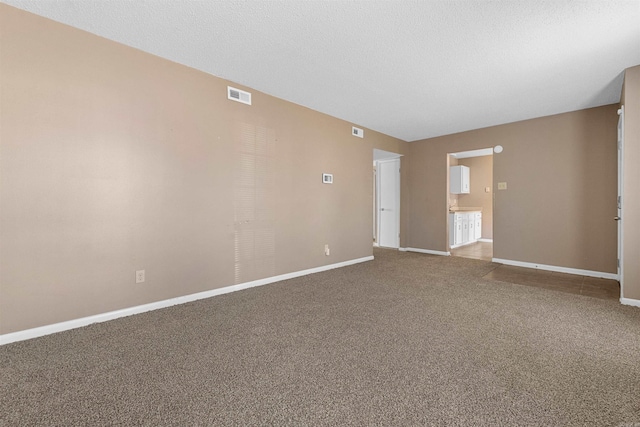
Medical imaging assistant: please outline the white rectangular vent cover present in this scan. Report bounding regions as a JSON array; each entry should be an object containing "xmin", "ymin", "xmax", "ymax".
[
  {"xmin": 228, "ymin": 86, "xmax": 252, "ymax": 105},
  {"xmin": 352, "ymin": 126, "xmax": 364, "ymax": 138}
]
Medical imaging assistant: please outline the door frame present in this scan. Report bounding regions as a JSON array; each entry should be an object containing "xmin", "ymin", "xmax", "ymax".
[
  {"xmin": 376, "ymin": 157, "xmax": 401, "ymax": 249},
  {"xmin": 373, "ymin": 165, "xmax": 377, "ymax": 245},
  {"xmin": 447, "ymin": 148, "xmax": 495, "ymax": 253},
  {"xmin": 617, "ymin": 106, "xmax": 624, "ymax": 298}
]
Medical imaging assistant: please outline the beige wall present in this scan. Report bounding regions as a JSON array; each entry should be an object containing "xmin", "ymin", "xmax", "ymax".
[
  {"xmin": 405, "ymin": 105, "xmax": 618, "ymax": 274},
  {"xmin": 0, "ymin": 4, "xmax": 634, "ymax": 336},
  {"xmin": 0, "ymin": 5, "xmax": 407, "ymax": 334},
  {"xmin": 621, "ymin": 65, "xmax": 640, "ymax": 300},
  {"xmin": 447, "ymin": 155, "xmax": 459, "ymax": 208},
  {"xmin": 458, "ymin": 156, "xmax": 493, "ymax": 239}
]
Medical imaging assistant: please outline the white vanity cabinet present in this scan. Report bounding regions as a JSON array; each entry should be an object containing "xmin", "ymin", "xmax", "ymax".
[
  {"xmin": 449, "ymin": 213, "xmax": 463, "ymax": 246},
  {"xmin": 462, "ymin": 215, "xmax": 470, "ymax": 243},
  {"xmin": 474, "ymin": 212, "xmax": 482, "ymax": 241},
  {"xmin": 449, "ymin": 211, "xmax": 482, "ymax": 248},
  {"xmin": 450, "ymin": 165, "xmax": 470, "ymax": 194}
]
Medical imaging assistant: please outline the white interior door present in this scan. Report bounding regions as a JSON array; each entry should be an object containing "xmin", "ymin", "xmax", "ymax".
[
  {"xmin": 377, "ymin": 158, "xmax": 400, "ymax": 248},
  {"xmin": 373, "ymin": 167, "xmax": 377, "ymax": 244},
  {"xmin": 617, "ymin": 106, "xmax": 624, "ymax": 297}
]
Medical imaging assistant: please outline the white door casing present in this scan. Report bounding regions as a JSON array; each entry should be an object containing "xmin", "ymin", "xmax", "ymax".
[
  {"xmin": 377, "ymin": 158, "xmax": 400, "ymax": 248},
  {"xmin": 373, "ymin": 167, "xmax": 377, "ymax": 244},
  {"xmin": 617, "ymin": 106, "xmax": 624, "ymax": 298}
]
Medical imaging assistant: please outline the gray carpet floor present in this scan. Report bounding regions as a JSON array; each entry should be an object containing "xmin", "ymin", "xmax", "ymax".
[{"xmin": 2, "ymin": 248, "xmax": 640, "ymax": 426}]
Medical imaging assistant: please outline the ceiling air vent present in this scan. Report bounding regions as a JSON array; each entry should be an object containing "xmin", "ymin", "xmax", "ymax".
[{"xmin": 227, "ymin": 86, "xmax": 251, "ymax": 105}]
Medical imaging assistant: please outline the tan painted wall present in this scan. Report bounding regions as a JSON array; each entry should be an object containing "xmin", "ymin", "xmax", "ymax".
[
  {"xmin": 621, "ymin": 65, "xmax": 640, "ymax": 300},
  {"xmin": 447, "ymin": 155, "xmax": 459, "ymax": 208},
  {"xmin": 458, "ymin": 156, "xmax": 493, "ymax": 239},
  {"xmin": 406, "ymin": 105, "xmax": 618, "ymax": 273},
  {"xmin": 0, "ymin": 5, "xmax": 407, "ymax": 334}
]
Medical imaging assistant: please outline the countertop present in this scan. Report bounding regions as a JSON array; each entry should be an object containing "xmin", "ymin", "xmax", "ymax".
[{"xmin": 449, "ymin": 207, "xmax": 482, "ymax": 213}]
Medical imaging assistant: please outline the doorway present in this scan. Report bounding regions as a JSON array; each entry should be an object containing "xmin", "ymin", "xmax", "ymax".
[
  {"xmin": 374, "ymin": 149, "xmax": 402, "ymax": 249},
  {"xmin": 617, "ymin": 106, "xmax": 624, "ymax": 298},
  {"xmin": 447, "ymin": 148, "xmax": 494, "ymax": 261}
]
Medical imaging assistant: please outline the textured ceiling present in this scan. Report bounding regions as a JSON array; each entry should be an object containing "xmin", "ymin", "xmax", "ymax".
[{"xmin": 4, "ymin": 0, "xmax": 640, "ymax": 141}]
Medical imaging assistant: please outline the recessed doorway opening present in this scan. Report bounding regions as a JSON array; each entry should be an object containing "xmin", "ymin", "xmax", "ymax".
[{"xmin": 447, "ymin": 148, "xmax": 494, "ymax": 261}]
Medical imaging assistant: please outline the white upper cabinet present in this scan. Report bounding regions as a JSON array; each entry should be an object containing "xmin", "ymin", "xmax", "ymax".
[{"xmin": 450, "ymin": 165, "xmax": 470, "ymax": 194}]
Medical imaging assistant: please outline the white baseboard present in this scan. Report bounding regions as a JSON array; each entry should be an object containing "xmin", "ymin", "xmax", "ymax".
[
  {"xmin": 492, "ymin": 258, "xmax": 618, "ymax": 280},
  {"xmin": 401, "ymin": 247, "xmax": 450, "ymax": 256},
  {"xmin": 620, "ymin": 297, "xmax": 640, "ymax": 308},
  {"xmin": 0, "ymin": 255, "xmax": 374, "ymax": 346},
  {"xmin": 478, "ymin": 238, "xmax": 493, "ymax": 243}
]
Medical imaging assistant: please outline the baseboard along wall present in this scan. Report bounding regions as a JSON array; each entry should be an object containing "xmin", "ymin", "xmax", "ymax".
[
  {"xmin": 492, "ymin": 258, "xmax": 618, "ymax": 280},
  {"xmin": 0, "ymin": 256, "xmax": 374, "ymax": 346},
  {"xmin": 399, "ymin": 247, "xmax": 618, "ymax": 281},
  {"xmin": 620, "ymin": 298, "xmax": 640, "ymax": 308},
  {"xmin": 6, "ymin": 252, "xmax": 629, "ymax": 345},
  {"xmin": 400, "ymin": 247, "xmax": 451, "ymax": 256}
]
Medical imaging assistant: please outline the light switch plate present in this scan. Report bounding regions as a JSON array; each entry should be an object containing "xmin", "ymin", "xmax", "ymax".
[{"xmin": 497, "ymin": 182, "xmax": 507, "ymax": 190}]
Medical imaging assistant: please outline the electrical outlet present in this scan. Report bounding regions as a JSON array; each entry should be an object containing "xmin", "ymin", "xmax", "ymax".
[
  {"xmin": 324, "ymin": 244, "xmax": 330, "ymax": 256},
  {"xmin": 136, "ymin": 270, "xmax": 145, "ymax": 283}
]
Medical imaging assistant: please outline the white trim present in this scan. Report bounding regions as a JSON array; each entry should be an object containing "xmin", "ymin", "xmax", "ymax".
[
  {"xmin": 617, "ymin": 105, "xmax": 624, "ymax": 298},
  {"xmin": 373, "ymin": 149, "xmax": 403, "ymax": 162},
  {"xmin": 0, "ymin": 256, "xmax": 373, "ymax": 346},
  {"xmin": 620, "ymin": 298, "xmax": 640, "ymax": 308},
  {"xmin": 375, "ymin": 158, "xmax": 401, "ymax": 249},
  {"xmin": 478, "ymin": 238, "xmax": 493, "ymax": 243},
  {"xmin": 492, "ymin": 258, "xmax": 618, "ymax": 280},
  {"xmin": 402, "ymin": 247, "xmax": 450, "ymax": 256}
]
